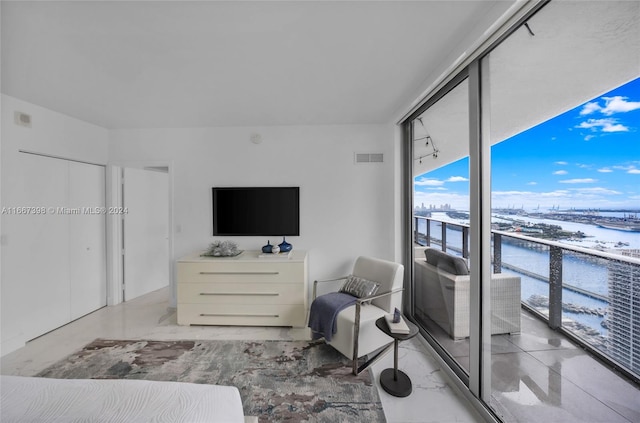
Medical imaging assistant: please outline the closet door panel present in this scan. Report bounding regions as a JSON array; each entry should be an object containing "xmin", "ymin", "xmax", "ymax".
[
  {"xmin": 69, "ymin": 162, "xmax": 107, "ymax": 320},
  {"xmin": 15, "ymin": 154, "xmax": 71, "ymax": 339}
]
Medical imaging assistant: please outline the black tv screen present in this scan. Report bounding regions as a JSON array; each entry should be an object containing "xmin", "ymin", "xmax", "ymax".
[{"xmin": 212, "ymin": 187, "xmax": 300, "ymax": 236}]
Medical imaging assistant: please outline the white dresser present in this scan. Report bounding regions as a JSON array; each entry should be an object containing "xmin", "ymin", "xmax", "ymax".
[{"xmin": 177, "ymin": 250, "xmax": 308, "ymax": 327}]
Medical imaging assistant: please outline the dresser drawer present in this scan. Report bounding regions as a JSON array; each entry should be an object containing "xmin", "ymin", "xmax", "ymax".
[
  {"xmin": 176, "ymin": 250, "xmax": 308, "ymax": 327},
  {"xmin": 177, "ymin": 261, "xmax": 304, "ymax": 283},
  {"xmin": 177, "ymin": 303, "xmax": 306, "ymax": 327},
  {"xmin": 178, "ymin": 282, "xmax": 304, "ymax": 305}
]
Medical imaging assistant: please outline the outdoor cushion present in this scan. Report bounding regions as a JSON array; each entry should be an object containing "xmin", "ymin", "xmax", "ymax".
[{"xmin": 424, "ymin": 247, "xmax": 469, "ymax": 275}]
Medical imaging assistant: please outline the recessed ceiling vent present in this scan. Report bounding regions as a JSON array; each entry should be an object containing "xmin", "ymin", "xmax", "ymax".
[
  {"xmin": 355, "ymin": 153, "xmax": 384, "ymax": 164},
  {"xmin": 14, "ymin": 111, "xmax": 32, "ymax": 128}
]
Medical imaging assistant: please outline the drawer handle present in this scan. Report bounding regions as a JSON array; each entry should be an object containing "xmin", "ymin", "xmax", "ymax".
[
  {"xmin": 199, "ymin": 292, "xmax": 279, "ymax": 297},
  {"xmin": 199, "ymin": 271, "xmax": 280, "ymax": 275},
  {"xmin": 200, "ymin": 313, "xmax": 279, "ymax": 318}
]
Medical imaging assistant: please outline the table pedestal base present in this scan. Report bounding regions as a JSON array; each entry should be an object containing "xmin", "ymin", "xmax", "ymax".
[{"xmin": 380, "ymin": 368, "xmax": 412, "ymax": 397}]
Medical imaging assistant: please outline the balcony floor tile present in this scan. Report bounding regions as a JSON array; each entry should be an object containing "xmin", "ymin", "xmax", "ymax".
[
  {"xmin": 504, "ymin": 313, "xmax": 578, "ymax": 352},
  {"xmin": 529, "ymin": 349, "xmax": 640, "ymax": 422},
  {"xmin": 491, "ymin": 351, "xmax": 631, "ymax": 423}
]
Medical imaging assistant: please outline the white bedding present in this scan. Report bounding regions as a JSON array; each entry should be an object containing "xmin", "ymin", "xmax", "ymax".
[{"xmin": 0, "ymin": 375, "xmax": 246, "ymax": 422}]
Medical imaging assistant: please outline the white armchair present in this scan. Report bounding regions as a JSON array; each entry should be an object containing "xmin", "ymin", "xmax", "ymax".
[{"xmin": 311, "ymin": 256, "xmax": 404, "ymax": 374}]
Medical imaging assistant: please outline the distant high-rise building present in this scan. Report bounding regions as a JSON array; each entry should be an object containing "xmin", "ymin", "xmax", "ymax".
[{"xmin": 607, "ymin": 249, "xmax": 640, "ymax": 374}]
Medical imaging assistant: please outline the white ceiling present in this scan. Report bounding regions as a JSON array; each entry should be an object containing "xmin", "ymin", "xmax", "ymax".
[{"xmin": 1, "ymin": 1, "xmax": 513, "ymax": 129}]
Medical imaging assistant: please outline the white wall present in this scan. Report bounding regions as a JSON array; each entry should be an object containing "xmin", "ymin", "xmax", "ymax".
[
  {"xmin": 1, "ymin": 94, "xmax": 109, "ymax": 355},
  {"xmin": 1, "ymin": 95, "xmax": 109, "ymax": 164},
  {"xmin": 109, "ymin": 124, "xmax": 397, "ymax": 306}
]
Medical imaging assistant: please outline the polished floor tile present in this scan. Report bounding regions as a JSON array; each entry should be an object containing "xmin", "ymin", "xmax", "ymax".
[
  {"xmin": 5, "ymin": 287, "xmax": 638, "ymax": 423},
  {"xmin": 529, "ymin": 349, "xmax": 640, "ymax": 422},
  {"xmin": 418, "ymin": 307, "xmax": 639, "ymax": 423},
  {"xmin": 503, "ymin": 314, "xmax": 578, "ymax": 352},
  {"xmin": 1, "ymin": 288, "xmax": 482, "ymax": 423},
  {"xmin": 490, "ymin": 352, "xmax": 630, "ymax": 423},
  {"xmin": 373, "ymin": 337, "xmax": 483, "ymax": 423}
]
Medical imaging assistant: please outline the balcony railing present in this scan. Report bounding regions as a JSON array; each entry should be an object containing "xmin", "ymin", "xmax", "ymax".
[{"xmin": 413, "ymin": 215, "xmax": 640, "ymax": 383}]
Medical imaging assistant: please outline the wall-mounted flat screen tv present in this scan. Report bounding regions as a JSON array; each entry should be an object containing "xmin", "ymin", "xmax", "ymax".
[{"xmin": 212, "ymin": 187, "xmax": 300, "ymax": 236}]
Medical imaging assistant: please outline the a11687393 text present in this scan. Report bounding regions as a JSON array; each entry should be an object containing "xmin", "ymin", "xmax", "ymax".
[{"xmin": 1, "ymin": 206, "xmax": 129, "ymax": 215}]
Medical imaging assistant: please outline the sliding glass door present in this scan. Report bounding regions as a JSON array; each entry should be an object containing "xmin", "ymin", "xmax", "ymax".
[
  {"xmin": 410, "ymin": 75, "xmax": 473, "ymax": 384},
  {"xmin": 484, "ymin": 2, "xmax": 639, "ymax": 421},
  {"xmin": 405, "ymin": 1, "xmax": 639, "ymax": 421}
]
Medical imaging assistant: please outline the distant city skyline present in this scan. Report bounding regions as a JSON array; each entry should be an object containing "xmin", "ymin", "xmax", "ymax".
[{"xmin": 415, "ymin": 77, "xmax": 640, "ymax": 211}]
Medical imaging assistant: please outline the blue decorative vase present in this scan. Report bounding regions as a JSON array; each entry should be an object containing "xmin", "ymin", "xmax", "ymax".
[
  {"xmin": 262, "ymin": 241, "xmax": 273, "ymax": 254},
  {"xmin": 278, "ymin": 237, "xmax": 292, "ymax": 252}
]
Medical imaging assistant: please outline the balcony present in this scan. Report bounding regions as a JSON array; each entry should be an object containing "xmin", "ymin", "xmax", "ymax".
[{"xmin": 413, "ymin": 215, "xmax": 640, "ymax": 422}]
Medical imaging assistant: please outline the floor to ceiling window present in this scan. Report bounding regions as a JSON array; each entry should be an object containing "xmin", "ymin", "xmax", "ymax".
[
  {"xmin": 405, "ymin": 1, "xmax": 639, "ymax": 422},
  {"xmin": 412, "ymin": 76, "xmax": 472, "ymax": 384},
  {"xmin": 485, "ymin": 2, "xmax": 639, "ymax": 421}
]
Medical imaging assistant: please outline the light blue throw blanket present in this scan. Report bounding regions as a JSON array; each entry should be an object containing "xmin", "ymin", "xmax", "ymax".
[{"xmin": 308, "ymin": 292, "xmax": 357, "ymax": 342}]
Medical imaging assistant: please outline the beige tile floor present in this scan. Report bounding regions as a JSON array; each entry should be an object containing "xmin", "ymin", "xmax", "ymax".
[{"xmin": 1, "ymin": 287, "xmax": 482, "ymax": 423}]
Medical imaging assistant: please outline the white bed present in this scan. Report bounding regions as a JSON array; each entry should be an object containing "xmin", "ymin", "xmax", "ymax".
[{"xmin": 1, "ymin": 375, "xmax": 253, "ymax": 422}]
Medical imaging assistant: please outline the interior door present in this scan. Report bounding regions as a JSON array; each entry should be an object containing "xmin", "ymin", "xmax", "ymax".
[
  {"xmin": 69, "ymin": 161, "xmax": 107, "ymax": 319},
  {"xmin": 11, "ymin": 153, "xmax": 71, "ymax": 338},
  {"xmin": 123, "ymin": 167, "xmax": 170, "ymax": 301}
]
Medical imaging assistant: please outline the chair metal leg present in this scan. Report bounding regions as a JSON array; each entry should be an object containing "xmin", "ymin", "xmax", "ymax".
[
  {"xmin": 351, "ymin": 301, "xmax": 395, "ymax": 375},
  {"xmin": 352, "ymin": 342, "xmax": 394, "ymax": 375},
  {"xmin": 352, "ymin": 302, "xmax": 361, "ymax": 375}
]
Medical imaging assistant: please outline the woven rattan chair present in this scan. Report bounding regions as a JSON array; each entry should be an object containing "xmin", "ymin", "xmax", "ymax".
[{"xmin": 414, "ymin": 248, "xmax": 521, "ymax": 339}]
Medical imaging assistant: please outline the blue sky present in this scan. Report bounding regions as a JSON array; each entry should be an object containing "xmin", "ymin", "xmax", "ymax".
[{"xmin": 415, "ymin": 77, "xmax": 640, "ymax": 211}]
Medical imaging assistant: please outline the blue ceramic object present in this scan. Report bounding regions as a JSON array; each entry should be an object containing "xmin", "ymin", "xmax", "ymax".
[
  {"xmin": 261, "ymin": 241, "xmax": 273, "ymax": 254},
  {"xmin": 393, "ymin": 307, "xmax": 401, "ymax": 323},
  {"xmin": 278, "ymin": 237, "xmax": 292, "ymax": 252}
]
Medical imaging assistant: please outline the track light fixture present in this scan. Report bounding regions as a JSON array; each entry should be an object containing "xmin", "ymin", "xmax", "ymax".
[{"xmin": 414, "ymin": 117, "xmax": 439, "ymax": 163}]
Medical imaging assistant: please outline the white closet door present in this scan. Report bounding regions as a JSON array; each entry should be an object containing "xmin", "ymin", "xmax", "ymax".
[
  {"xmin": 69, "ymin": 161, "xmax": 107, "ymax": 320},
  {"xmin": 14, "ymin": 154, "xmax": 71, "ymax": 339},
  {"xmin": 123, "ymin": 168, "xmax": 169, "ymax": 301}
]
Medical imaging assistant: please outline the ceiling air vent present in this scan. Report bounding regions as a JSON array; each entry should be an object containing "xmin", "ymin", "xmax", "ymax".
[
  {"xmin": 355, "ymin": 153, "xmax": 384, "ymax": 164},
  {"xmin": 14, "ymin": 111, "xmax": 32, "ymax": 128}
]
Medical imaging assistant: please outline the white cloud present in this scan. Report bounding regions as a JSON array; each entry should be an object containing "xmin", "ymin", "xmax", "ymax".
[
  {"xmin": 584, "ymin": 135, "xmax": 596, "ymax": 141},
  {"xmin": 555, "ymin": 161, "xmax": 568, "ymax": 165},
  {"xmin": 446, "ymin": 176, "xmax": 469, "ymax": 182},
  {"xmin": 493, "ymin": 190, "xmax": 534, "ymax": 196},
  {"xmin": 527, "ymin": 181, "xmax": 537, "ymax": 185},
  {"xmin": 559, "ymin": 178, "xmax": 597, "ymax": 184},
  {"xmin": 539, "ymin": 190, "xmax": 571, "ymax": 197},
  {"xmin": 553, "ymin": 170, "xmax": 568, "ymax": 175},
  {"xmin": 576, "ymin": 118, "xmax": 629, "ymax": 132},
  {"xmin": 490, "ymin": 186, "xmax": 635, "ymax": 209},
  {"xmin": 492, "ymin": 190, "xmax": 571, "ymax": 198},
  {"xmin": 415, "ymin": 178, "xmax": 444, "ymax": 187},
  {"xmin": 602, "ymin": 123, "xmax": 629, "ymax": 132},
  {"xmin": 613, "ymin": 165, "xmax": 640, "ymax": 173},
  {"xmin": 597, "ymin": 168, "xmax": 613, "ymax": 173},
  {"xmin": 580, "ymin": 101, "xmax": 601, "ymax": 115},
  {"xmin": 572, "ymin": 187, "xmax": 622, "ymax": 195},
  {"xmin": 601, "ymin": 96, "xmax": 640, "ymax": 115},
  {"xmin": 578, "ymin": 96, "xmax": 640, "ymax": 118}
]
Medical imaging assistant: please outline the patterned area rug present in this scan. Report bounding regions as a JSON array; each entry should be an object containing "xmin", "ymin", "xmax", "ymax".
[{"xmin": 36, "ymin": 339, "xmax": 385, "ymax": 422}]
